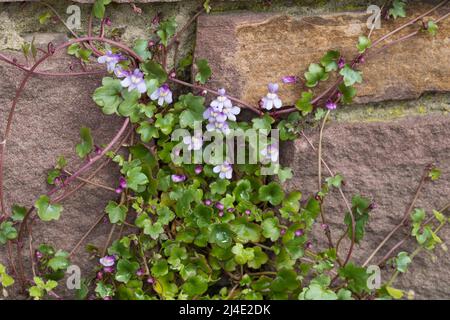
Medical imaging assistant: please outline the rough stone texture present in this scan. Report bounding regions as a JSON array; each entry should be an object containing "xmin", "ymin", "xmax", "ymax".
[
  {"xmin": 281, "ymin": 110, "xmax": 450, "ymax": 299},
  {"xmin": 195, "ymin": 3, "xmax": 450, "ymax": 105}
]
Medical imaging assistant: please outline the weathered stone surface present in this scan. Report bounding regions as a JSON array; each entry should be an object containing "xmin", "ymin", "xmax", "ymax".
[
  {"xmin": 281, "ymin": 111, "xmax": 450, "ymax": 299},
  {"xmin": 195, "ymin": 3, "xmax": 450, "ymax": 105}
]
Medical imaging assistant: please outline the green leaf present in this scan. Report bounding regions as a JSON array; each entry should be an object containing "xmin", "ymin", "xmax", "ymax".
[
  {"xmin": 247, "ymin": 246, "xmax": 268, "ymax": 269},
  {"xmin": 356, "ymin": 36, "xmax": 371, "ymax": 53},
  {"xmin": 75, "ymin": 127, "xmax": 93, "ymax": 159},
  {"xmin": 305, "ymin": 63, "xmax": 328, "ymax": 87},
  {"xmin": 427, "ymin": 21, "xmax": 438, "ymax": 36},
  {"xmin": 0, "ymin": 222, "xmax": 18, "ymax": 244},
  {"xmin": 115, "ymin": 259, "xmax": 140, "ymax": 283},
  {"xmin": 157, "ymin": 207, "xmax": 175, "ymax": 225},
  {"xmin": 193, "ymin": 204, "xmax": 213, "ymax": 228},
  {"xmin": 258, "ymin": 182, "xmax": 285, "ymax": 206},
  {"xmin": 155, "ymin": 113, "xmax": 175, "ymax": 135},
  {"xmin": 320, "ymin": 50, "xmax": 340, "ymax": 72},
  {"xmin": 231, "ymin": 243, "xmax": 254, "ymax": 265},
  {"xmin": 93, "ymin": 0, "xmax": 112, "ymax": 19},
  {"xmin": 11, "ymin": 204, "xmax": 27, "ymax": 221},
  {"xmin": 105, "ymin": 201, "xmax": 127, "ymax": 224},
  {"xmin": 211, "ymin": 179, "xmax": 230, "ymax": 195},
  {"xmin": 252, "ymin": 113, "xmax": 275, "ymax": 130},
  {"xmin": 344, "ymin": 195, "xmax": 370, "ymax": 243},
  {"xmin": 194, "ymin": 59, "xmax": 212, "ymax": 84},
  {"xmin": 338, "ymin": 263, "xmax": 369, "ymax": 294},
  {"xmin": 411, "ymin": 208, "xmax": 425, "ymax": 224},
  {"xmin": 93, "ymin": 77, "xmax": 123, "ymax": 114},
  {"xmin": 389, "ymin": 0, "xmax": 407, "ymax": 19},
  {"xmin": 209, "ymin": 224, "xmax": 233, "ymax": 248},
  {"xmin": 126, "ymin": 166, "xmax": 149, "ymax": 191},
  {"xmin": 143, "ymin": 221, "xmax": 164, "ymax": 240},
  {"xmin": 142, "ymin": 60, "xmax": 167, "ymax": 83},
  {"xmin": 34, "ymin": 195, "xmax": 63, "ymax": 222},
  {"xmin": 151, "ymin": 260, "xmax": 168, "ymax": 277},
  {"xmin": 157, "ymin": 18, "xmax": 177, "ymax": 47},
  {"xmin": 182, "ymin": 275, "xmax": 208, "ymax": 296},
  {"xmin": 277, "ymin": 167, "xmax": 293, "ymax": 183},
  {"xmin": 261, "ymin": 217, "xmax": 280, "ymax": 241},
  {"xmin": 386, "ymin": 286, "xmax": 404, "ymax": 299},
  {"xmin": 48, "ymin": 251, "xmax": 70, "ymax": 271},
  {"xmin": 39, "ymin": 12, "xmax": 52, "ymax": 24},
  {"xmin": 137, "ymin": 122, "xmax": 159, "ymax": 142},
  {"xmin": 295, "ymin": 91, "xmax": 313, "ymax": 114},
  {"xmin": 133, "ymin": 39, "xmax": 152, "ymax": 60},
  {"xmin": 338, "ymin": 83, "xmax": 357, "ymax": 104},
  {"xmin": 326, "ymin": 174, "xmax": 343, "ymax": 188},
  {"xmin": 230, "ymin": 218, "xmax": 261, "ymax": 243},
  {"xmin": 271, "ymin": 269, "xmax": 300, "ymax": 292},
  {"xmin": 339, "ymin": 65, "xmax": 362, "ymax": 87},
  {"xmin": 429, "ymin": 167, "xmax": 441, "ymax": 181},
  {"xmin": 395, "ymin": 251, "xmax": 411, "ymax": 273}
]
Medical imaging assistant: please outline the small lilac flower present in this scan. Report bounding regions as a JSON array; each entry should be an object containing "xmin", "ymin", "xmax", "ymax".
[
  {"xmin": 282, "ymin": 76, "xmax": 298, "ymax": 84},
  {"xmin": 305, "ymin": 241, "xmax": 313, "ymax": 250},
  {"xmin": 280, "ymin": 229, "xmax": 286, "ymax": 236},
  {"xmin": 121, "ymin": 68, "xmax": 147, "ymax": 94},
  {"xmin": 218, "ymin": 211, "xmax": 224, "ymax": 217},
  {"xmin": 150, "ymin": 84, "xmax": 173, "ymax": 106},
  {"xmin": 98, "ymin": 50, "xmax": 122, "ymax": 73},
  {"xmin": 261, "ymin": 83, "xmax": 282, "ymax": 110},
  {"xmin": 206, "ymin": 119, "xmax": 230, "ymax": 135},
  {"xmin": 204, "ymin": 199, "xmax": 212, "ymax": 206},
  {"xmin": 203, "ymin": 107, "xmax": 227, "ymax": 123},
  {"xmin": 104, "ymin": 17, "xmax": 112, "ymax": 27},
  {"xmin": 94, "ymin": 145, "xmax": 103, "ymax": 155},
  {"xmin": 115, "ymin": 187, "xmax": 123, "ymax": 194},
  {"xmin": 227, "ymin": 208, "xmax": 235, "ymax": 213},
  {"xmin": 35, "ymin": 251, "xmax": 43, "ymax": 260},
  {"xmin": 136, "ymin": 269, "xmax": 145, "ymax": 277},
  {"xmin": 260, "ymin": 144, "xmax": 279, "ymax": 162},
  {"xmin": 194, "ymin": 165, "xmax": 203, "ymax": 175},
  {"xmin": 103, "ymin": 296, "xmax": 112, "ymax": 301},
  {"xmin": 358, "ymin": 56, "xmax": 365, "ymax": 64},
  {"xmin": 222, "ymin": 104, "xmax": 241, "ymax": 121},
  {"xmin": 321, "ymin": 223, "xmax": 329, "ymax": 230},
  {"xmin": 295, "ymin": 229, "xmax": 304, "ymax": 237},
  {"xmin": 215, "ymin": 202, "xmax": 224, "ymax": 211},
  {"xmin": 103, "ymin": 266, "xmax": 114, "ymax": 273},
  {"xmin": 369, "ymin": 202, "xmax": 377, "ymax": 210},
  {"xmin": 114, "ymin": 66, "xmax": 130, "ymax": 79},
  {"xmin": 326, "ymin": 100, "xmax": 337, "ymax": 110},
  {"xmin": 210, "ymin": 88, "xmax": 232, "ymax": 112},
  {"xmin": 171, "ymin": 174, "xmax": 186, "ymax": 183},
  {"xmin": 183, "ymin": 133, "xmax": 203, "ymax": 151},
  {"xmin": 119, "ymin": 176, "xmax": 127, "ymax": 189},
  {"xmin": 213, "ymin": 161, "xmax": 233, "ymax": 180},
  {"xmin": 100, "ymin": 255, "xmax": 115, "ymax": 267},
  {"xmin": 147, "ymin": 277, "xmax": 154, "ymax": 284},
  {"xmin": 245, "ymin": 209, "xmax": 251, "ymax": 216},
  {"xmin": 338, "ymin": 57, "xmax": 346, "ymax": 69},
  {"xmin": 96, "ymin": 271, "xmax": 103, "ymax": 280}
]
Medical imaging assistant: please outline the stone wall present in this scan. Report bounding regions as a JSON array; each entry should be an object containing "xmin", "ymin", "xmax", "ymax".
[{"xmin": 0, "ymin": 0, "xmax": 449, "ymax": 299}]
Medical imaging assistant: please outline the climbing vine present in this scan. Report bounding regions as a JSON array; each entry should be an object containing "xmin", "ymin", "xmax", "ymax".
[{"xmin": 0, "ymin": 0, "xmax": 449, "ymax": 300}]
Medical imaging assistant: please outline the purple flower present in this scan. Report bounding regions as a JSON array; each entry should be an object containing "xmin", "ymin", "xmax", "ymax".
[
  {"xmin": 326, "ymin": 100, "xmax": 337, "ymax": 110},
  {"xmin": 115, "ymin": 187, "xmax": 123, "ymax": 194},
  {"xmin": 227, "ymin": 208, "xmax": 235, "ymax": 213},
  {"xmin": 282, "ymin": 76, "xmax": 298, "ymax": 84},
  {"xmin": 150, "ymin": 84, "xmax": 173, "ymax": 106},
  {"xmin": 100, "ymin": 255, "xmax": 116, "ymax": 267},
  {"xmin": 218, "ymin": 211, "xmax": 224, "ymax": 217},
  {"xmin": 98, "ymin": 50, "xmax": 123, "ymax": 73},
  {"xmin": 213, "ymin": 161, "xmax": 233, "ymax": 180},
  {"xmin": 103, "ymin": 266, "xmax": 114, "ymax": 273},
  {"xmin": 203, "ymin": 107, "xmax": 227, "ymax": 123},
  {"xmin": 260, "ymin": 144, "xmax": 279, "ymax": 162},
  {"xmin": 206, "ymin": 119, "xmax": 230, "ymax": 135},
  {"xmin": 338, "ymin": 57, "xmax": 346, "ymax": 69},
  {"xmin": 204, "ymin": 199, "xmax": 212, "ymax": 206},
  {"xmin": 94, "ymin": 145, "xmax": 103, "ymax": 155},
  {"xmin": 147, "ymin": 277, "xmax": 154, "ymax": 284},
  {"xmin": 119, "ymin": 176, "xmax": 127, "ymax": 189},
  {"xmin": 321, "ymin": 223, "xmax": 329, "ymax": 230},
  {"xmin": 210, "ymin": 88, "xmax": 232, "ymax": 112},
  {"xmin": 305, "ymin": 241, "xmax": 313, "ymax": 250},
  {"xmin": 222, "ymin": 104, "xmax": 241, "ymax": 122},
  {"xmin": 136, "ymin": 269, "xmax": 145, "ymax": 276},
  {"xmin": 194, "ymin": 165, "xmax": 203, "ymax": 175},
  {"xmin": 183, "ymin": 133, "xmax": 203, "ymax": 151},
  {"xmin": 295, "ymin": 229, "xmax": 304, "ymax": 237},
  {"xmin": 171, "ymin": 174, "xmax": 186, "ymax": 183},
  {"xmin": 121, "ymin": 68, "xmax": 147, "ymax": 94},
  {"xmin": 96, "ymin": 271, "xmax": 103, "ymax": 280},
  {"xmin": 261, "ymin": 83, "xmax": 282, "ymax": 110},
  {"xmin": 245, "ymin": 209, "xmax": 251, "ymax": 216},
  {"xmin": 280, "ymin": 229, "xmax": 286, "ymax": 236},
  {"xmin": 35, "ymin": 251, "xmax": 43, "ymax": 260},
  {"xmin": 114, "ymin": 66, "xmax": 130, "ymax": 79},
  {"xmin": 103, "ymin": 296, "xmax": 112, "ymax": 301},
  {"xmin": 215, "ymin": 202, "xmax": 224, "ymax": 211}
]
